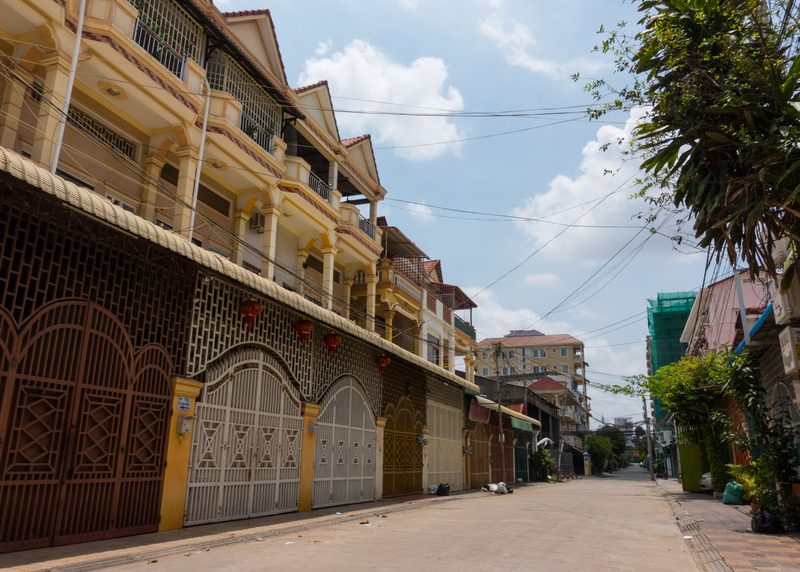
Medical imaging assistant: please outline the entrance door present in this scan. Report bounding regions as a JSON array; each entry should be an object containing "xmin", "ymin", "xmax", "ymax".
[
  {"xmin": 312, "ymin": 376, "xmax": 376, "ymax": 509},
  {"xmin": 470, "ymin": 423, "xmax": 490, "ymax": 487},
  {"xmin": 426, "ymin": 402, "xmax": 463, "ymax": 491},
  {"xmin": 382, "ymin": 396, "xmax": 423, "ymax": 497},
  {"xmin": 514, "ymin": 431, "xmax": 532, "ymax": 482},
  {"xmin": 0, "ymin": 302, "xmax": 172, "ymax": 552},
  {"xmin": 185, "ymin": 346, "xmax": 302, "ymax": 525}
]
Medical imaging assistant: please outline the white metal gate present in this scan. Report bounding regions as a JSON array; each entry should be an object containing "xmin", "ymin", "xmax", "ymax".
[
  {"xmin": 184, "ymin": 347, "xmax": 302, "ymax": 525},
  {"xmin": 312, "ymin": 376, "xmax": 376, "ymax": 509},
  {"xmin": 426, "ymin": 402, "xmax": 463, "ymax": 491}
]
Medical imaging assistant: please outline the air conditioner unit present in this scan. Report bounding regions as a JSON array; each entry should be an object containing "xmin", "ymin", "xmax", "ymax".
[
  {"xmin": 779, "ymin": 326, "xmax": 800, "ymax": 374},
  {"xmin": 249, "ymin": 212, "xmax": 266, "ymax": 233},
  {"xmin": 770, "ymin": 277, "xmax": 800, "ymax": 325}
]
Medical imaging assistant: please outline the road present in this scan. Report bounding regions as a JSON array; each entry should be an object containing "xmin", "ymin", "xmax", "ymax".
[{"xmin": 111, "ymin": 466, "xmax": 696, "ymax": 571}]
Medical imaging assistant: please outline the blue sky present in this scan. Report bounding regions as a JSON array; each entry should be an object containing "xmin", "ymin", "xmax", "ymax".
[{"xmin": 220, "ymin": 0, "xmax": 712, "ymax": 427}]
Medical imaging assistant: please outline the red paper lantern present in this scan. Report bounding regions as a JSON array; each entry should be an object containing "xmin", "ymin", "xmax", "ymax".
[
  {"xmin": 238, "ymin": 299, "xmax": 263, "ymax": 332},
  {"xmin": 294, "ymin": 318, "xmax": 314, "ymax": 347},
  {"xmin": 323, "ymin": 332, "xmax": 343, "ymax": 358},
  {"xmin": 375, "ymin": 354, "xmax": 391, "ymax": 375}
]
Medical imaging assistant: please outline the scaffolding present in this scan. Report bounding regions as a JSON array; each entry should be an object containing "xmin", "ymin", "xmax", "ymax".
[{"xmin": 647, "ymin": 291, "xmax": 697, "ymax": 372}]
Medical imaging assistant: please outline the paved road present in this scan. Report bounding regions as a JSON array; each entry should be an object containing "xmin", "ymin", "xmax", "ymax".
[{"xmin": 95, "ymin": 466, "xmax": 695, "ymax": 571}]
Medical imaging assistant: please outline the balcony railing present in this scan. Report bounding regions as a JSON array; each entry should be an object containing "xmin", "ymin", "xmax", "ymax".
[
  {"xmin": 359, "ymin": 216, "xmax": 375, "ymax": 239},
  {"xmin": 454, "ymin": 314, "xmax": 476, "ymax": 340},
  {"xmin": 133, "ymin": 0, "xmax": 203, "ymax": 80},
  {"xmin": 394, "ymin": 272, "xmax": 422, "ymax": 299},
  {"xmin": 133, "ymin": 19, "xmax": 188, "ymax": 79},
  {"xmin": 308, "ymin": 171, "xmax": 332, "ymax": 202}
]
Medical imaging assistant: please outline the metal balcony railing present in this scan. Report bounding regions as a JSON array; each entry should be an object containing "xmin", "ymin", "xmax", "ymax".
[
  {"xmin": 133, "ymin": 19, "xmax": 188, "ymax": 79},
  {"xmin": 308, "ymin": 171, "xmax": 332, "ymax": 202},
  {"xmin": 359, "ymin": 216, "xmax": 375, "ymax": 239},
  {"xmin": 393, "ymin": 272, "xmax": 422, "ymax": 299},
  {"xmin": 133, "ymin": 0, "xmax": 203, "ymax": 80},
  {"xmin": 454, "ymin": 314, "xmax": 476, "ymax": 340}
]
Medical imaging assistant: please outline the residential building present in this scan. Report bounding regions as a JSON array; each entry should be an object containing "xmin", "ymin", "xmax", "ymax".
[
  {"xmin": 475, "ymin": 330, "xmax": 590, "ymax": 431},
  {"xmin": 0, "ymin": 0, "xmax": 481, "ymax": 552}
]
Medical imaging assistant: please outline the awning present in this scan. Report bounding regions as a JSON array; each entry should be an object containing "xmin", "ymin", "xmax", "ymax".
[
  {"xmin": 474, "ymin": 396, "xmax": 541, "ymax": 428},
  {"xmin": 510, "ymin": 417, "xmax": 534, "ymax": 432}
]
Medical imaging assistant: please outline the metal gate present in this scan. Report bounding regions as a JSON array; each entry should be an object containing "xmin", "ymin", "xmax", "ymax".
[
  {"xmin": 382, "ymin": 396, "xmax": 423, "ymax": 497},
  {"xmin": 470, "ymin": 423, "xmax": 490, "ymax": 488},
  {"xmin": 312, "ymin": 376, "xmax": 376, "ymax": 509},
  {"xmin": 0, "ymin": 301, "xmax": 172, "ymax": 552},
  {"xmin": 426, "ymin": 402, "xmax": 463, "ymax": 491},
  {"xmin": 185, "ymin": 346, "xmax": 302, "ymax": 525},
  {"xmin": 514, "ymin": 431, "xmax": 532, "ymax": 482}
]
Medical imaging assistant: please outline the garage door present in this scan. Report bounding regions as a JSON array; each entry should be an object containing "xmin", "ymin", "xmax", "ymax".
[
  {"xmin": 312, "ymin": 376, "xmax": 376, "ymax": 509},
  {"xmin": 184, "ymin": 346, "xmax": 302, "ymax": 525},
  {"xmin": 426, "ymin": 402, "xmax": 463, "ymax": 491}
]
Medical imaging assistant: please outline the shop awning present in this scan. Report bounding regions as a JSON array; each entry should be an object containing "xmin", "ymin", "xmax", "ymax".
[
  {"xmin": 473, "ymin": 396, "xmax": 541, "ymax": 428},
  {"xmin": 510, "ymin": 417, "xmax": 534, "ymax": 432}
]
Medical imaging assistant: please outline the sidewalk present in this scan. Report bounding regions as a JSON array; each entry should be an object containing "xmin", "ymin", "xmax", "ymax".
[
  {"xmin": 0, "ymin": 487, "xmax": 494, "ymax": 572},
  {"xmin": 657, "ymin": 477, "xmax": 800, "ymax": 571}
]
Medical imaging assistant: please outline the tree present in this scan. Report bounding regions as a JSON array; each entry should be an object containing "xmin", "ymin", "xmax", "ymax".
[
  {"xmin": 580, "ymin": 0, "xmax": 800, "ymax": 284},
  {"xmin": 632, "ymin": 426, "xmax": 649, "ymax": 460},
  {"xmin": 596, "ymin": 425, "xmax": 627, "ymax": 456},
  {"xmin": 585, "ymin": 435, "xmax": 614, "ymax": 475}
]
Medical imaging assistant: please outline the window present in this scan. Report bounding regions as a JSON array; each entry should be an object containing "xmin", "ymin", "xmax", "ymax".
[
  {"xmin": 160, "ymin": 163, "xmax": 231, "ymax": 217},
  {"xmin": 561, "ymin": 365, "xmax": 569, "ymax": 374},
  {"xmin": 208, "ymin": 244, "xmax": 230, "ymax": 259},
  {"xmin": 156, "ymin": 219, "xmax": 173, "ymax": 231},
  {"xmin": 502, "ymin": 367, "xmax": 511, "ymax": 376},
  {"xmin": 509, "ymin": 350, "xmax": 515, "ymax": 359},
  {"xmin": 427, "ymin": 334, "xmax": 440, "ymax": 366},
  {"xmin": 105, "ymin": 192, "xmax": 136, "ymax": 214},
  {"xmin": 190, "ymin": 236, "xmax": 202, "ymax": 247},
  {"xmin": 56, "ymin": 168, "xmax": 94, "ymax": 190},
  {"xmin": 561, "ymin": 348, "xmax": 568, "ymax": 357},
  {"xmin": 482, "ymin": 351, "xmax": 489, "ymax": 359},
  {"xmin": 482, "ymin": 367, "xmax": 489, "ymax": 376}
]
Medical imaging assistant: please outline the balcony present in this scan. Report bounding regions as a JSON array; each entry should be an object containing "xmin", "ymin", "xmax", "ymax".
[
  {"xmin": 132, "ymin": 0, "xmax": 203, "ymax": 81},
  {"xmin": 454, "ymin": 314, "xmax": 476, "ymax": 340},
  {"xmin": 359, "ymin": 216, "xmax": 375, "ymax": 240},
  {"xmin": 393, "ymin": 271, "xmax": 422, "ymax": 300},
  {"xmin": 308, "ymin": 171, "xmax": 332, "ymax": 202}
]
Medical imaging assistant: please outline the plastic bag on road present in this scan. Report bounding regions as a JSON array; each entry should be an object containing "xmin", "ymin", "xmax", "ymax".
[{"xmin": 722, "ymin": 482, "xmax": 743, "ymax": 505}]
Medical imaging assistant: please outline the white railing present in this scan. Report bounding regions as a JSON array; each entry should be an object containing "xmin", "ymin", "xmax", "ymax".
[
  {"xmin": 133, "ymin": 0, "xmax": 203, "ymax": 80},
  {"xmin": 308, "ymin": 171, "xmax": 331, "ymax": 202},
  {"xmin": 393, "ymin": 272, "xmax": 422, "ymax": 299}
]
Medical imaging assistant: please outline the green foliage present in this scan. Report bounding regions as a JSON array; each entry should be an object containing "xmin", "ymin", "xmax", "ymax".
[
  {"xmin": 532, "ymin": 447, "xmax": 555, "ymax": 482},
  {"xmin": 585, "ymin": 435, "xmax": 614, "ymax": 475},
  {"xmin": 595, "ymin": 425, "xmax": 627, "ymax": 455},
  {"xmin": 727, "ymin": 463, "xmax": 756, "ymax": 502},
  {"xmin": 579, "ymin": 0, "xmax": 800, "ymax": 281}
]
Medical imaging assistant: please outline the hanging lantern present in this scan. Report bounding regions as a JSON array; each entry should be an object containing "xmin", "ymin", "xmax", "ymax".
[
  {"xmin": 238, "ymin": 298, "xmax": 263, "ymax": 332},
  {"xmin": 323, "ymin": 332, "xmax": 343, "ymax": 358},
  {"xmin": 375, "ymin": 354, "xmax": 391, "ymax": 375},
  {"xmin": 293, "ymin": 318, "xmax": 314, "ymax": 347}
]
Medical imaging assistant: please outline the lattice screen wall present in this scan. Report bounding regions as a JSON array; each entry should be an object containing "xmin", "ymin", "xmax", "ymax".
[
  {"xmin": 379, "ymin": 359, "xmax": 427, "ymax": 420},
  {"xmin": 188, "ymin": 278, "xmax": 385, "ymax": 412},
  {"xmin": 0, "ymin": 179, "xmax": 195, "ymax": 364},
  {"xmin": 428, "ymin": 377, "xmax": 463, "ymax": 410}
]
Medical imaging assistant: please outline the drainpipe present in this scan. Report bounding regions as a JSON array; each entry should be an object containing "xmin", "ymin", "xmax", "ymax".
[
  {"xmin": 50, "ymin": 0, "xmax": 87, "ymax": 174},
  {"xmin": 187, "ymin": 79, "xmax": 211, "ymax": 244}
]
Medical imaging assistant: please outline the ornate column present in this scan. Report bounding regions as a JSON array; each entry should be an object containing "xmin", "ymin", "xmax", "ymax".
[
  {"xmin": 384, "ymin": 309, "xmax": 395, "ymax": 342},
  {"xmin": 321, "ymin": 245, "xmax": 338, "ymax": 310},
  {"xmin": 31, "ymin": 52, "xmax": 71, "ymax": 168},
  {"xmin": 141, "ymin": 154, "xmax": 165, "ymax": 223},
  {"xmin": 365, "ymin": 272, "xmax": 378, "ymax": 332},
  {"xmin": 343, "ymin": 276, "xmax": 354, "ymax": 321},
  {"xmin": 231, "ymin": 210, "xmax": 248, "ymax": 265},
  {"xmin": 0, "ymin": 74, "xmax": 26, "ymax": 149},
  {"xmin": 262, "ymin": 204, "xmax": 280, "ymax": 280},
  {"xmin": 173, "ymin": 149, "xmax": 199, "ymax": 238},
  {"xmin": 296, "ymin": 249, "xmax": 310, "ymax": 295}
]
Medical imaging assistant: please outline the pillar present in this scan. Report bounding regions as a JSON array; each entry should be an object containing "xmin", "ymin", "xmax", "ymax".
[
  {"xmin": 321, "ymin": 245, "xmax": 338, "ymax": 310},
  {"xmin": 463, "ymin": 429, "xmax": 472, "ymax": 490},
  {"xmin": 327, "ymin": 161, "xmax": 338, "ymax": 191},
  {"xmin": 231, "ymin": 210, "xmax": 248, "ymax": 265},
  {"xmin": 383, "ymin": 310, "xmax": 395, "ymax": 342},
  {"xmin": 296, "ymin": 249, "xmax": 309, "ymax": 295},
  {"xmin": 31, "ymin": 52, "xmax": 71, "ymax": 169},
  {"xmin": 343, "ymin": 277, "xmax": 354, "ymax": 321},
  {"xmin": 369, "ymin": 200, "xmax": 377, "ymax": 226},
  {"xmin": 141, "ymin": 154, "xmax": 165, "ymax": 223},
  {"xmin": 413, "ymin": 324, "xmax": 422, "ymax": 357},
  {"xmin": 0, "ymin": 74, "xmax": 26, "ymax": 150},
  {"xmin": 159, "ymin": 377, "xmax": 204, "ymax": 531},
  {"xmin": 374, "ymin": 416, "xmax": 386, "ymax": 501},
  {"xmin": 262, "ymin": 205, "xmax": 280, "ymax": 280},
  {"xmin": 298, "ymin": 402, "xmax": 322, "ymax": 512},
  {"xmin": 173, "ymin": 150, "xmax": 199, "ymax": 237},
  {"xmin": 365, "ymin": 273, "xmax": 377, "ymax": 332}
]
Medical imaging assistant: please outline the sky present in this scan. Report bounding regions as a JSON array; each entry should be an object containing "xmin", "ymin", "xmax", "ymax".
[{"xmin": 219, "ymin": 0, "xmax": 713, "ymax": 428}]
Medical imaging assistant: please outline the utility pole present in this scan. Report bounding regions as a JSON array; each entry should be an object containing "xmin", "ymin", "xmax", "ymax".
[
  {"xmin": 493, "ymin": 342, "xmax": 505, "ymax": 481},
  {"xmin": 642, "ymin": 394, "xmax": 655, "ymax": 481}
]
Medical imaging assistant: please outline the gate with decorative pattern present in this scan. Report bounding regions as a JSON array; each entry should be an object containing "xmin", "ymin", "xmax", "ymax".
[
  {"xmin": 184, "ymin": 346, "xmax": 303, "ymax": 525},
  {"xmin": 382, "ymin": 396, "xmax": 424, "ymax": 498},
  {"xmin": 469, "ymin": 423, "xmax": 490, "ymax": 488},
  {"xmin": 312, "ymin": 376, "xmax": 376, "ymax": 509},
  {"xmin": 426, "ymin": 402, "xmax": 463, "ymax": 491},
  {"xmin": 0, "ymin": 301, "xmax": 173, "ymax": 552}
]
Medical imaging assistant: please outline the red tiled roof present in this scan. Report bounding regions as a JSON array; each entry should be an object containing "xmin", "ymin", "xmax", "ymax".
[
  {"xmin": 295, "ymin": 80, "xmax": 328, "ymax": 94},
  {"xmin": 223, "ymin": 9, "xmax": 269, "ymax": 17},
  {"xmin": 476, "ymin": 333, "xmax": 582, "ymax": 348},
  {"xmin": 424, "ymin": 260, "xmax": 441, "ymax": 283},
  {"xmin": 342, "ymin": 134, "xmax": 371, "ymax": 147},
  {"xmin": 528, "ymin": 377, "xmax": 568, "ymax": 391}
]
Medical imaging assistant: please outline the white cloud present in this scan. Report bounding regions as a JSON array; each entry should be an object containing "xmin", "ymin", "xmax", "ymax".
[
  {"xmin": 511, "ymin": 109, "xmax": 671, "ymax": 264},
  {"xmin": 298, "ymin": 40, "xmax": 465, "ymax": 161},
  {"xmin": 407, "ymin": 202, "xmax": 436, "ymax": 223},
  {"xmin": 398, "ymin": 0, "xmax": 421, "ymax": 9},
  {"xmin": 522, "ymin": 273, "xmax": 559, "ymax": 286},
  {"xmin": 315, "ymin": 40, "xmax": 333, "ymax": 56},
  {"xmin": 477, "ymin": 13, "xmax": 601, "ymax": 78}
]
